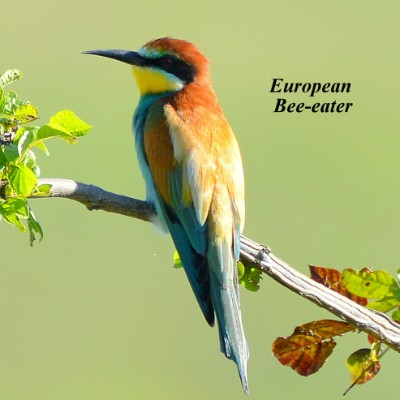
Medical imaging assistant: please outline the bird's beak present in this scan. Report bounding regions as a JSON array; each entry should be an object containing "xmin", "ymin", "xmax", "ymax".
[{"xmin": 83, "ymin": 49, "xmax": 146, "ymax": 66}]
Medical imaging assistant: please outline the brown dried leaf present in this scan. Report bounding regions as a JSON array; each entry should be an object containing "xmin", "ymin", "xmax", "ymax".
[
  {"xmin": 294, "ymin": 320, "xmax": 356, "ymax": 339},
  {"xmin": 273, "ymin": 335, "xmax": 335, "ymax": 376},
  {"xmin": 272, "ymin": 320, "xmax": 356, "ymax": 376}
]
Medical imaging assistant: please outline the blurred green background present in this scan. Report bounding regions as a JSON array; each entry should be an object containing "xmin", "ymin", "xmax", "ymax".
[{"xmin": 1, "ymin": 0, "xmax": 399, "ymax": 399}]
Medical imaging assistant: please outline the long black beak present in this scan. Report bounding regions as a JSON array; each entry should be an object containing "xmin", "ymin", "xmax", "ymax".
[{"xmin": 83, "ymin": 49, "xmax": 146, "ymax": 66}]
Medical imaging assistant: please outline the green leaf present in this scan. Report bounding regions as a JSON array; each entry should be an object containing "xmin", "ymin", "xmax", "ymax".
[
  {"xmin": 0, "ymin": 147, "xmax": 6, "ymax": 168},
  {"xmin": 0, "ymin": 69, "xmax": 22, "ymax": 88},
  {"xmin": 3, "ymin": 144, "xmax": 20, "ymax": 162},
  {"xmin": 392, "ymin": 308, "xmax": 400, "ymax": 323},
  {"xmin": 49, "ymin": 110, "xmax": 92, "ymax": 137},
  {"xmin": 34, "ymin": 183, "xmax": 52, "ymax": 196},
  {"xmin": 24, "ymin": 150, "xmax": 37, "ymax": 170},
  {"xmin": 342, "ymin": 268, "xmax": 399, "ymax": 300},
  {"xmin": 237, "ymin": 261, "xmax": 245, "ymax": 280},
  {"xmin": 1, "ymin": 211, "xmax": 25, "ymax": 231},
  {"xmin": 173, "ymin": 250, "xmax": 183, "ymax": 269},
  {"xmin": 344, "ymin": 348, "xmax": 380, "ymax": 395},
  {"xmin": 28, "ymin": 208, "xmax": 43, "ymax": 246},
  {"xmin": 0, "ymin": 197, "xmax": 29, "ymax": 232},
  {"xmin": 0, "ymin": 197, "xmax": 29, "ymax": 218},
  {"xmin": 367, "ymin": 295, "xmax": 400, "ymax": 312},
  {"xmin": 37, "ymin": 123, "xmax": 75, "ymax": 142},
  {"xmin": 173, "ymin": 252, "xmax": 261, "ymax": 292},
  {"xmin": 17, "ymin": 128, "xmax": 37, "ymax": 159},
  {"xmin": 8, "ymin": 165, "xmax": 37, "ymax": 195},
  {"xmin": 2, "ymin": 90, "xmax": 18, "ymax": 116},
  {"xmin": 0, "ymin": 70, "xmax": 92, "ymax": 245},
  {"xmin": 14, "ymin": 103, "xmax": 38, "ymax": 124},
  {"xmin": 0, "ymin": 87, "xmax": 4, "ymax": 112},
  {"xmin": 34, "ymin": 140, "xmax": 50, "ymax": 155},
  {"xmin": 239, "ymin": 265, "xmax": 262, "ymax": 292}
]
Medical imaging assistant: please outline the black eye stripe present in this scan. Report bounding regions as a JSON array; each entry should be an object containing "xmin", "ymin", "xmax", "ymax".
[{"xmin": 143, "ymin": 55, "xmax": 197, "ymax": 84}]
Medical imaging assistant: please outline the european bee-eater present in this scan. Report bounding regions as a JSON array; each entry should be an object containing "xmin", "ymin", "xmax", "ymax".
[{"xmin": 85, "ymin": 37, "xmax": 249, "ymax": 393}]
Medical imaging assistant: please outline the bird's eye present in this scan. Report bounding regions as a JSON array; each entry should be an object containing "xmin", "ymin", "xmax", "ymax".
[{"xmin": 160, "ymin": 56, "xmax": 174, "ymax": 69}]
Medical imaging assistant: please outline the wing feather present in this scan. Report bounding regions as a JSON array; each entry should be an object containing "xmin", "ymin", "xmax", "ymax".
[{"xmin": 143, "ymin": 101, "xmax": 213, "ymax": 324}]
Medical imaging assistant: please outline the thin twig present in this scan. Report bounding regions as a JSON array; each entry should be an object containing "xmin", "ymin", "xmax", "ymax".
[{"xmin": 33, "ymin": 177, "xmax": 400, "ymax": 352}]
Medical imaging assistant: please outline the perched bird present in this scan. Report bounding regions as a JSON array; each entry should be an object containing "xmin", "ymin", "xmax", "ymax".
[{"xmin": 84, "ymin": 38, "xmax": 249, "ymax": 392}]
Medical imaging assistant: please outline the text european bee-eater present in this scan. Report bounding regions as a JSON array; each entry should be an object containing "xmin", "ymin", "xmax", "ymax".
[{"xmin": 85, "ymin": 37, "xmax": 249, "ymax": 393}]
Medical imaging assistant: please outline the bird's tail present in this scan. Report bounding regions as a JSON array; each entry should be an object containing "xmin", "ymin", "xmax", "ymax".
[{"xmin": 208, "ymin": 241, "xmax": 249, "ymax": 394}]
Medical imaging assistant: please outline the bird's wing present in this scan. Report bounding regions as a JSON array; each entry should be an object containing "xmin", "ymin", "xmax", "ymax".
[
  {"xmin": 163, "ymin": 102, "xmax": 245, "ymax": 239},
  {"xmin": 143, "ymin": 101, "xmax": 214, "ymax": 324},
  {"xmin": 144, "ymin": 99, "xmax": 248, "ymax": 388},
  {"xmin": 164, "ymin": 102, "xmax": 248, "ymax": 390}
]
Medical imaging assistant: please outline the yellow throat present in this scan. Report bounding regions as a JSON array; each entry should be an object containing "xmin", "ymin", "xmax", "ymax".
[{"xmin": 132, "ymin": 66, "xmax": 184, "ymax": 95}]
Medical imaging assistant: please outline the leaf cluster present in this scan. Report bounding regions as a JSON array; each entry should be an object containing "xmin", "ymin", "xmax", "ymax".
[
  {"xmin": 0, "ymin": 69, "xmax": 92, "ymax": 244},
  {"xmin": 272, "ymin": 265, "xmax": 400, "ymax": 394}
]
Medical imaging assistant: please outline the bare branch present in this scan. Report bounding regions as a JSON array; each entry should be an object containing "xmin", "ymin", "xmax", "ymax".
[
  {"xmin": 36, "ymin": 178, "xmax": 154, "ymax": 222},
  {"xmin": 34, "ymin": 177, "xmax": 400, "ymax": 352}
]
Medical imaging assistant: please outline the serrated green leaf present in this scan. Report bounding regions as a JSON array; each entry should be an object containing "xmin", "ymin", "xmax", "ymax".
[
  {"xmin": 0, "ymin": 69, "xmax": 22, "ymax": 88},
  {"xmin": 173, "ymin": 250, "xmax": 183, "ymax": 269},
  {"xmin": 8, "ymin": 165, "xmax": 37, "ymax": 195},
  {"xmin": 342, "ymin": 268, "xmax": 399, "ymax": 300},
  {"xmin": 49, "ymin": 110, "xmax": 92, "ymax": 137}
]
